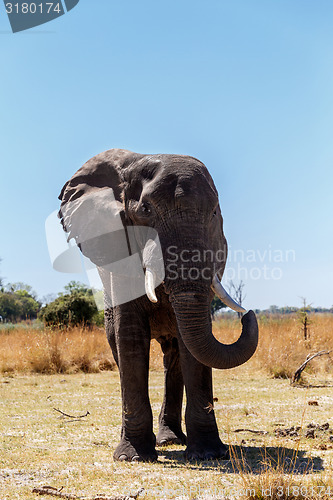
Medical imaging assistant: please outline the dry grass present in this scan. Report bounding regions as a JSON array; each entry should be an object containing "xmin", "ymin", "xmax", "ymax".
[
  {"xmin": 1, "ymin": 314, "xmax": 333, "ymax": 498},
  {"xmin": 214, "ymin": 313, "xmax": 333, "ymax": 380},
  {"xmin": 1, "ymin": 314, "xmax": 332, "ymax": 379},
  {"xmin": 1, "ymin": 370, "xmax": 333, "ymax": 499},
  {"xmin": 0, "ymin": 324, "xmax": 115, "ymax": 374}
]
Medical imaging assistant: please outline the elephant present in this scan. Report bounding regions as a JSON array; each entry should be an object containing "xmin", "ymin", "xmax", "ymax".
[{"xmin": 58, "ymin": 149, "xmax": 258, "ymax": 462}]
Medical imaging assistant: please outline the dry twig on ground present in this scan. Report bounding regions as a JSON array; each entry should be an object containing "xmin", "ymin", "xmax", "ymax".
[
  {"xmin": 234, "ymin": 428, "xmax": 268, "ymax": 435},
  {"xmin": 292, "ymin": 350, "xmax": 332, "ymax": 383},
  {"xmin": 53, "ymin": 408, "xmax": 90, "ymax": 419},
  {"xmin": 32, "ymin": 485, "xmax": 144, "ymax": 500}
]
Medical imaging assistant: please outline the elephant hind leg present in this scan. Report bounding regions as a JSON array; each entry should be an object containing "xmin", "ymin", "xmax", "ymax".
[
  {"xmin": 178, "ymin": 337, "xmax": 229, "ymax": 461},
  {"xmin": 156, "ymin": 336, "xmax": 186, "ymax": 446}
]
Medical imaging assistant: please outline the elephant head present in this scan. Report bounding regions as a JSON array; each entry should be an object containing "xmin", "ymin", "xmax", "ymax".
[{"xmin": 58, "ymin": 149, "xmax": 258, "ymax": 369}]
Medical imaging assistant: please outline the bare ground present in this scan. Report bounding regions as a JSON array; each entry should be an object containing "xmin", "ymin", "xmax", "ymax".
[{"xmin": 1, "ymin": 367, "xmax": 333, "ymax": 499}]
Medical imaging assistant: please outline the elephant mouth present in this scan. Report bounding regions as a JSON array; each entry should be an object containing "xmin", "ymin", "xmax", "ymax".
[{"xmin": 142, "ymin": 240, "xmax": 258, "ymax": 370}]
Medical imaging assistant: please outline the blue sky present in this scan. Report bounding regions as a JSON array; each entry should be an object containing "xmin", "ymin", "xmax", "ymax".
[{"xmin": 0, "ymin": 0, "xmax": 332, "ymax": 310}]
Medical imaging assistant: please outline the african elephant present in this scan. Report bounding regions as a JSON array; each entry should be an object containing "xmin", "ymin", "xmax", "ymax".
[{"xmin": 58, "ymin": 149, "xmax": 258, "ymax": 462}]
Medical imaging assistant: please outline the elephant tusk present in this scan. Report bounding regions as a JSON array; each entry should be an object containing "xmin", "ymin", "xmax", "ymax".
[
  {"xmin": 145, "ymin": 267, "xmax": 158, "ymax": 303},
  {"xmin": 211, "ymin": 275, "xmax": 246, "ymax": 313}
]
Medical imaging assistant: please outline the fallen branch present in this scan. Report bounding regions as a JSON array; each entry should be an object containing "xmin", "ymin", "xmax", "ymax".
[
  {"xmin": 32, "ymin": 486, "xmax": 144, "ymax": 500},
  {"xmin": 292, "ymin": 350, "xmax": 332, "ymax": 384},
  {"xmin": 32, "ymin": 486, "xmax": 77, "ymax": 499},
  {"xmin": 234, "ymin": 428, "xmax": 268, "ymax": 435},
  {"xmin": 53, "ymin": 408, "xmax": 90, "ymax": 419}
]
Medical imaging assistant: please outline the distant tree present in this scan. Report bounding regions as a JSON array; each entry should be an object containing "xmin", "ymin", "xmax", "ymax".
[
  {"xmin": 39, "ymin": 281, "xmax": 97, "ymax": 327},
  {"xmin": 0, "ymin": 293, "xmax": 22, "ymax": 322},
  {"xmin": 5, "ymin": 282, "xmax": 38, "ymax": 299},
  {"xmin": 210, "ymin": 296, "xmax": 227, "ymax": 320},
  {"xmin": 298, "ymin": 297, "xmax": 312, "ymax": 341},
  {"xmin": 15, "ymin": 290, "xmax": 41, "ymax": 319},
  {"xmin": 63, "ymin": 280, "xmax": 92, "ymax": 296},
  {"xmin": 228, "ymin": 280, "xmax": 246, "ymax": 318},
  {"xmin": 0, "ymin": 288, "xmax": 40, "ymax": 322}
]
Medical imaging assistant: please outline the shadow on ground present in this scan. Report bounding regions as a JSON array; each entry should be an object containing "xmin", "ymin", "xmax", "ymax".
[{"xmin": 158, "ymin": 445, "xmax": 324, "ymax": 474}]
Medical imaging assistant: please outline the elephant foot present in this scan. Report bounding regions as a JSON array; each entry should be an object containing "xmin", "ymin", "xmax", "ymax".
[
  {"xmin": 114, "ymin": 437, "xmax": 158, "ymax": 462},
  {"xmin": 185, "ymin": 440, "xmax": 229, "ymax": 461},
  {"xmin": 156, "ymin": 426, "xmax": 187, "ymax": 446}
]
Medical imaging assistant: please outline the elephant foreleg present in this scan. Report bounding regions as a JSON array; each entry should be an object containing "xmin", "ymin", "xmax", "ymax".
[
  {"xmin": 156, "ymin": 337, "xmax": 186, "ymax": 446},
  {"xmin": 112, "ymin": 305, "xmax": 157, "ymax": 462},
  {"xmin": 105, "ymin": 308, "xmax": 119, "ymax": 366},
  {"xmin": 178, "ymin": 337, "xmax": 229, "ymax": 461}
]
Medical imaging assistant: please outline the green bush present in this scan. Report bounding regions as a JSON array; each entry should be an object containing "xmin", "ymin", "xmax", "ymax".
[
  {"xmin": 93, "ymin": 309, "xmax": 105, "ymax": 327},
  {"xmin": 210, "ymin": 295, "xmax": 227, "ymax": 319},
  {"xmin": 39, "ymin": 292, "xmax": 98, "ymax": 327}
]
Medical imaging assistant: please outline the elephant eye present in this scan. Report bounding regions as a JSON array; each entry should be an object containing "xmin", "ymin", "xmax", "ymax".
[{"xmin": 141, "ymin": 202, "xmax": 151, "ymax": 215}]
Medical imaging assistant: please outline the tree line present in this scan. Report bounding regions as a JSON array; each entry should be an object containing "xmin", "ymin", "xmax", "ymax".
[
  {"xmin": 255, "ymin": 304, "xmax": 333, "ymax": 315},
  {"xmin": 0, "ymin": 279, "xmax": 222, "ymax": 326},
  {"xmin": 0, "ymin": 280, "xmax": 103, "ymax": 326},
  {"xmin": 0, "ymin": 258, "xmax": 331, "ymax": 326}
]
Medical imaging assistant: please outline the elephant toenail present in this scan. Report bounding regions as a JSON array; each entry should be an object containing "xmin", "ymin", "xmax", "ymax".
[
  {"xmin": 118, "ymin": 454, "xmax": 128, "ymax": 461},
  {"xmin": 131, "ymin": 455, "xmax": 140, "ymax": 462}
]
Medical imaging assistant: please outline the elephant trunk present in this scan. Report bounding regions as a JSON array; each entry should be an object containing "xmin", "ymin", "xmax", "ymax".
[{"xmin": 171, "ymin": 291, "xmax": 258, "ymax": 369}]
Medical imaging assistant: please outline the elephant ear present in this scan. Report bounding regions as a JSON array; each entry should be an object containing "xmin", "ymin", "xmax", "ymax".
[{"xmin": 58, "ymin": 149, "xmax": 143, "ymax": 264}]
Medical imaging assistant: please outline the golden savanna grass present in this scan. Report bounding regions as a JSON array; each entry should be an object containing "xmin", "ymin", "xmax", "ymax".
[
  {"xmin": 214, "ymin": 313, "xmax": 333, "ymax": 379},
  {"xmin": 1, "ymin": 314, "xmax": 332, "ymax": 377},
  {"xmin": 0, "ymin": 324, "xmax": 115, "ymax": 374},
  {"xmin": 1, "ymin": 314, "xmax": 333, "ymax": 499},
  {"xmin": 2, "ymin": 369, "xmax": 333, "ymax": 499}
]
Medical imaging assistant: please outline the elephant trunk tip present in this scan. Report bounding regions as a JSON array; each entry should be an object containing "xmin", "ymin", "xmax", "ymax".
[{"xmin": 241, "ymin": 309, "xmax": 259, "ymax": 350}]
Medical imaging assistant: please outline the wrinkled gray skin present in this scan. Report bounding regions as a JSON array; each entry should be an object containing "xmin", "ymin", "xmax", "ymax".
[{"xmin": 59, "ymin": 149, "xmax": 258, "ymax": 462}]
